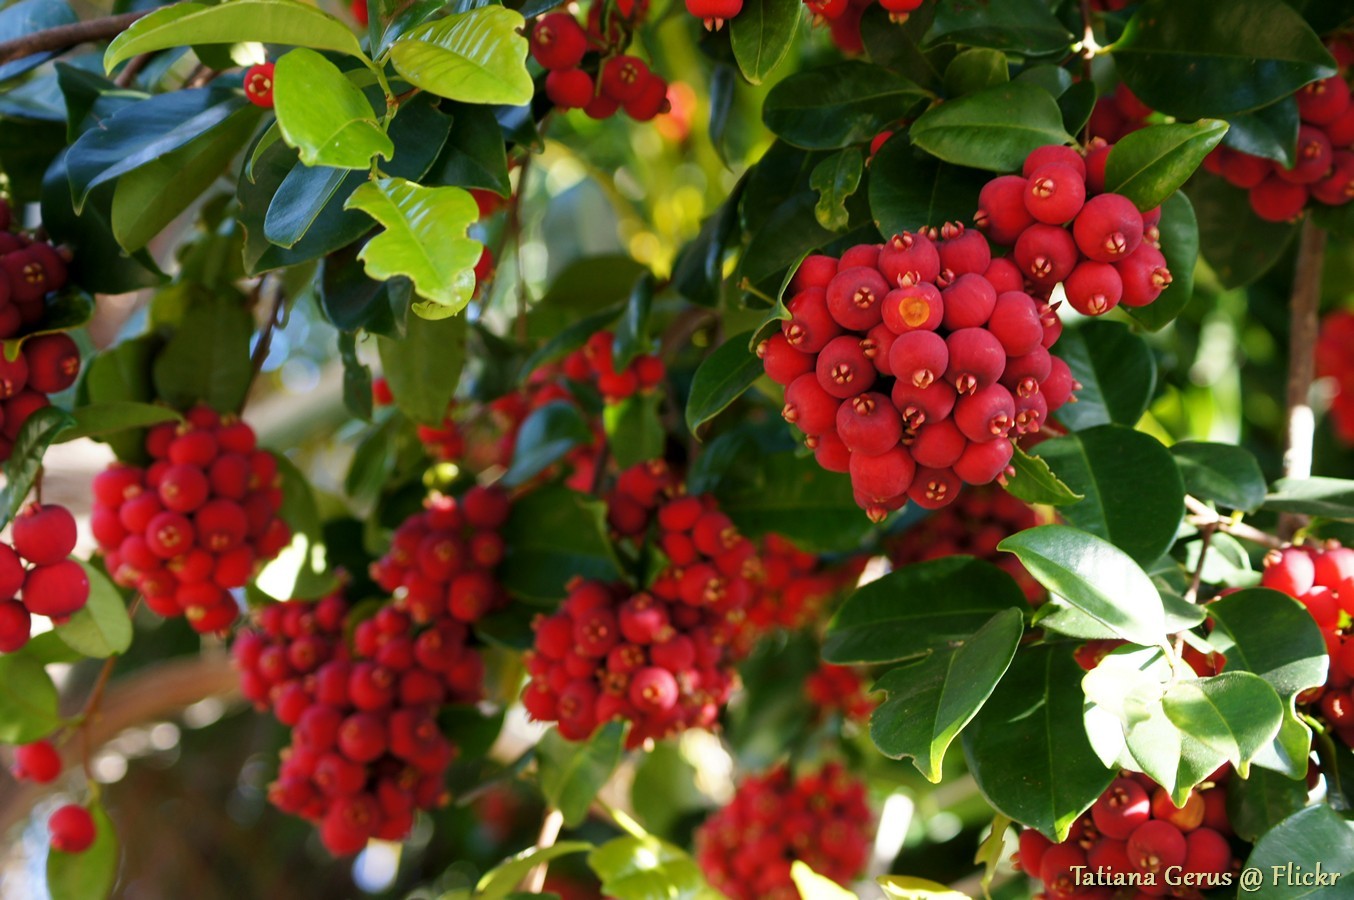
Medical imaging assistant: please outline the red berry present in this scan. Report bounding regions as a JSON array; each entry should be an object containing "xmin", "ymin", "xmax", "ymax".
[
  {"xmin": 759, "ymin": 334, "xmax": 813, "ymax": 385},
  {"xmin": 0, "ymin": 349, "xmax": 28, "ymax": 399},
  {"xmin": 12, "ymin": 503, "xmax": 77, "ymax": 565},
  {"xmin": 954, "ymin": 384, "xmax": 1015, "ymax": 442},
  {"xmin": 911, "ymin": 419, "xmax": 968, "ymax": 469},
  {"xmin": 944, "ymin": 327, "xmax": 1005, "ymax": 395},
  {"xmin": 811, "ymin": 430, "xmax": 851, "ymax": 473},
  {"xmin": 848, "ymin": 446, "xmax": 915, "ymax": 504},
  {"xmin": 1276, "ymin": 125, "xmax": 1334, "ymax": 185},
  {"xmin": 623, "ymin": 74, "xmax": 670, "ymax": 122},
  {"xmin": 986, "ymin": 291, "xmax": 1043, "ymax": 356},
  {"xmin": 836, "ymin": 392, "xmax": 902, "ymax": 456},
  {"xmin": 1114, "ymin": 244, "xmax": 1171, "ymax": 307},
  {"xmin": 1023, "ymin": 145, "xmax": 1087, "ymax": 179},
  {"xmin": 1183, "ymin": 827, "xmax": 1232, "ymax": 877},
  {"xmin": 1041, "ymin": 356, "xmax": 1079, "ymax": 411},
  {"xmin": 1262, "ymin": 547, "xmax": 1316, "ymax": 596},
  {"xmin": 1092, "ymin": 777, "xmax": 1152, "ymax": 840},
  {"xmin": 629, "ymin": 666, "xmax": 679, "ymax": 712},
  {"xmin": 937, "ymin": 225, "xmax": 992, "ymax": 278},
  {"xmin": 791, "ymin": 255, "xmax": 838, "ymax": 292},
  {"xmin": 939, "ymin": 273, "xmax": 997, "ymax": 330},
  {"xmin": 158, "ymin": 463, "xmax": 211, "ymax": 513},
  {"xmin": 530, "ymin": 13, "xmax": 588, "ymax": 70},
  {"xmin": 600, "ymin": 56, "xmax": 649, "ymax": 103},
  {"xmin": 22, "ymin": 334, "xmax": 80, "ymax": 394},
  {"xmin": 890, "ymin": 378, "xmax": 956, "ymax": 429},
  {"xmin": 1072, "ymin": 193, "xmax": 1144, "ymax": 262},
  {"xmin": 1249, "ymin": 175, "xmax": 1308, "ymax": 222},
  {"xmin": 888, "ymin": 330, "xmax": 949, "ymax": 389},
  {"xmin": 1064, "ymin": 261, "xmax": 1124, "ymax": 316},
  {"xmin": 1014, "ymin": 223, "xmax": 1078, "ymax": 287},
  {"xmin": 12, "ymin": 740, "xmax": 61, "ymax": 783},
  {"xmin": 907, "ymin": 466, "xmax": 960, "ymax": 509},
  {"xmin": 244, "ymin": 63, "xmax": 276, "ymax": 109},
  {"xmin": 975, "ymin": 175, "xmax": 1035, "ymax": 244},
  {"xmin": 23, "ymin": 559, "xmax": 90, "ymax": 618},
  {"xmin": 953, "ymin": 436, "xmax": 1013, "ymax": 484},
  {"xmin": 1024, "ymin": 162, "xmax": 1087, "ymax": 224},
  {"xmin": 816, "ymin": 336, "xmax": 877, "ymax": 399},
  {"xmin": 1219, "ymin": 148, "xmax": 1272, "ymax": 188},
  {"xmin": 544, "ymin": 67, "xmax": 596, "ymax": 108},
  {"xmin": 0, "ymin": 599, "xmax": 30, "ymax": 651},
  {"xmin": 783, "ymin": 288, "xmax": 842, "ymax": 353},
  {"xmin": 826, "ymin": 266, "xmax": 888, "ymax": 330},
  {"xmin": 1127, "ymin": 819, "xmax": 1187, "ymax": 878},
  {"xmin": 878, "ymin": 232, "xmax": 941, "ymax": 287},
  {"xmin": 882, "ymin": 283, "xmax": 944, "ymax": 333},
  {"xmin": 686, "ymin": 0, "xmax": 743, "ymax": 29},
  {"xmin": 782, "ymin": 373, "xmax": 840, "ymax": 435},
  {"xmin": 48, "ymin": 804, "xmax": 96, "ymax": 853}
]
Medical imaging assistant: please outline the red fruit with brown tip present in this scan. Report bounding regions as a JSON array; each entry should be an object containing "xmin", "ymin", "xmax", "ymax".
[
  {"xmin": 12, "ymin": 503, "xmax": 77, "ymax": 565},
  {"xmin": 792, "ymin": 255, "xmax": 838, "ymax": 292},
  {"xmin": 1219, "ymin": 148, "xmax": 1272, "ymax": 188},
  {"xmin": 848, "ymin": 446, "xmax": 915, "ymax": 503},
  {"xmin": 953, "ymin": 436, "xmax": 1012, "ymax": 484},
  {"xmin": 878, "ymin": 232, "xmax": 941, "ymax": 287},
  {"xmin": 783, "ymin": 287, "xmax": 841, "ymax": 353},
  {"xmin": 836, "ymin": 392, "xmax": 902, "ymax": 456},
  {"xmin": 48, "ymin": 804, "xmax": 96, "ymax": 853},
  {"xmin": 1092, "ymin": 777, "xmax": 1152, "ymax": 840},
  {"xmin": 1183, "ymin": 827, "xmax": 1232, "ymax": 876},
  {"xmin": 758, "ymin": 334, "xmax": 814, "ymax": 385},
  {"xmin": 954, "ymin": 384, "xmax": 1015, "ymax": 443},
  {"xmin": 891, "ymin": 378, "xmax": 956, "ymax": 429},
  {"xmin": 1023, "ymin": 145, "xmax": 1087, "ymax": 179},
  {"xmin": 1127, "ymin": 819, "xmax": 1187, "ymax": 878},
  {"xmin": 1084, "ymin": 139, "xmax": 1111, "ymax": 194},
  {"xmin": 863, "ymin": 323, "xmax": 896, "ymax": 377},
  {"xmin": 1299, "ymin": 76, "xmax": 1351, "ymax": 126},
  {"xmin": 1312, "ymin": 150, "xmax": 1354, "ymax": 205},
  {"xmin": 531, "ymin": 13, "xmax": 588, "ymax": 70},
  {"xmin": 583, "ymin": 92, "xmax": 620, "ymax": 120},
  {"xmin": 812, "ymin": 430, "xmax": 851, "ymax": 473},
  {"xmin": 686, "ymin": 0, "xmax": 742, "ymax": 28},
  {"xmin": 937, "ymin": 226, "xmax": 992, "ymax": 277},
  {"xmin": 22, "ymin": 333, "xmax": 80, "ymax": 394},
  {"xmin": 1276, "ymin": 125, "xmax": 1334, "ymax": 185},
  {"xmin": 0, "ymin": 599, "xmax": 29, "ymax": 651},
  {"xmin": 782, "ymin": 373, "xmax": 840, "ymax": 435},
  {"xmin": 975, "ymin": 175, "xmax": 1035, "ymax": 244},
  {"xmin": 630, "ymin": 666, "xmax": 679, "ymax": 712},
  {"xmin": 1014, "ymin": 223, "xmax": 1078, "ymax": 287},
  {"xmin": 1024, "ymin": 163, "xmax": 1087, "ymax": 224},
  {"xmin": 839, "ymin": 242, "xmax": 881, "ymax": 270},
  {"xmin": 1039, "ymin": 843, "xmax": 1088, "ymax": 900},
  {"xmin": 987, "ymin": 292, "xmax": 1043, "ymax": 356},
  {"xmin": 944, "ymin": 327, "xmax": 1005, "ymax": 395},
  {"xmin": 624, "ymin": 74, "xmax": 669, "ymax": 122},
  {"xmin": 600, "ymin": 56, "xmax": 649, "ymax": 103},
  {"xmin": 1073, "ymin": 193, "xmax": 1144, "ymax": 263},
  {"xmin": 826, "ymin": 266, "xmax": 888, "ymax": 330},
  {"xmin": 0, "ymin": 351, "xmax": 28, "ymax": 399},
  {"xmin": 1064, "ymin": 261, "xmax": 1124, "ymax": 316},
  {"xmin": 907, "ymin": 466, "xmax": 960, "ymax": 509},
  {"xmin": 1261, "ymin": 546, "xmax": 1316, "ymax": 596},
  {"xmin": 23, "ymin": 560, "xmax": 90, "ymax": 618},
  {"xmin": 910, "ymin": 419, "xmax": 967, "ymax": 469},
  {"xmin": 1017, "ymin": 829, "xmax": 1052, "ymax": 875},
  {"xmin": 1114, "ymin": 244, "xmax": 1172, "ymax": 307},
  {"xmin": 888, "ymin": 330, "xmax": 949, "ymax": 389},
  {"xmin": 940, "ymin": 273, "xmax": 997, "ymax": 329}
]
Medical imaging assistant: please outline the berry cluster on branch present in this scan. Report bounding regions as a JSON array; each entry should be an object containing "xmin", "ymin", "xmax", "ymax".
[{"xmin": 0, "ymin": 503, "xmax": 89, "ymax": 652}]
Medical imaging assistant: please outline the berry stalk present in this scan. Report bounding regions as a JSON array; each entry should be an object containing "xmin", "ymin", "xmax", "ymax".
[{"xmin": 1281, "ymin": 219, "xmax": 1327, "ymax": 538}]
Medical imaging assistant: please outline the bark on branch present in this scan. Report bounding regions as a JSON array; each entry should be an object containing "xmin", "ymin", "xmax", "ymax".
[{"xmin": 0, "ymin": 11, "xmax": 148, "ymax": 66}]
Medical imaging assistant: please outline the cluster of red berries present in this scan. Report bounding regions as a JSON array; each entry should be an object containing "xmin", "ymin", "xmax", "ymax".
[
  {"xmin": 0, "ymin": 504, "xmax": 89, "ymax": 653},
  {"xmin": 694, "ymin": 761, "xmax": 872, "ymax": 900},
  {"xmin": 977, "ymin": 143, "xmax": 1172, "ymax": 317},
  {"xmin": 887, "ymin": 485, "xmax": 1043, "ymax": 602},
  {"xmin": 804, "ymin": 663, "xmax": 875, "ymax": 723},
  {"xmin": 243, "ymin": 62, "xmax": 275, "ymax": 108},
  {"xmin": 522, "ymin": 462, "xmax": 753, "ymax": 745},
  {"xmin": 741, "ymin": 534, "xmax": 864, "ymax": 646},
  {"xmin": 1202, "ymin": 46, "xmax": 1354, "ymax": 222},
  {"xmin": 1016, "ymin": 773, "xmax": 1238, "ymax": 899},
  {"xmin": 1316, "ymin": 310, "xmax": 1354, "ymax": 444},
  {"xmin": 1258, "ymin": 544, "xmax": 1354, "ymax": 747},
  {"xmin": 368, "ymin": 486, "xmax": 512, "ymax": 624},
  {"xmin": 91, "ymin": 407, "xmax": 291, "ymax": 633},
  {"xmin": 0, "ymin": 332, "xmax": 82, "ymax": 462},
  {"xmin": 531, "ymin": 11, "xmax": 669, "ymax": 121},
  {"xmin": 1088, "ymin": 83, "xmax": 1153, "ymax": 144},
  {"xmin": 233, "ymin": 588, "xmax": 484, "ymax": 855},
  {"xmin": 762, "ymin": 220, "xmax": 1078, "ymax": 521},
  {"xmin": 562, "ymin": 330, "xmax": 666, "ymax": 403},
  {"xmin": 0, "ymin": 199, "xmax": 71, "ymax": 335}
]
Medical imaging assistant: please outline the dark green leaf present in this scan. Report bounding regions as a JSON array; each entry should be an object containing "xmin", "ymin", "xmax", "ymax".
[
  {"xmin": 81, "ymin": 335, "xmax": 162, "ymax": 462},
  {"xmin": 763, "ymin": 62, "xmax": 927, "ymax": 151},
  {"xmin": 1226, "ymin": 766, "xmax": 1310, "ymax": 843},
  {"xmin": 871, "ymin": 607, "xmax": 1023, "ymax": 782},
  {"xmin": 500, "ymin": 487, "xmax": 621, "ymax": 601},
  {"xmin": 730, "ymin": 0, "xmax": 799, "ymax": 85},
  {"xmin": 1054, "ymin": 320, "xmax": 1158, "ymax": 431},
  {"xmin": 1187, "ymin": 173, "xmax": 1298, "ymax": 289},
  {"xmin": 1124, "ymin": 189, "xmax": 1197, "ymax": 331},
  {"xmin": 861, "ymin": 4, "xmax": 949, "ymax": 91},
  {"xmin": 717, "ymin": 451, "xmax": 873, "ymax": 553},
  {"xmin": 1058, "ymin": 81, "xmax": 1098, "ymax": 138},
  {"xmin": 942, "ymin": 48, "xmax": 1009, "ymax": 97},
  {"xmin": 1241, "ymin": 805, "xmax": 1354, "ymax": 897},
  {"xmin": 1161, "ymin": 672, "xmax": 1285, "ymax": 779},
  {"xmin": 1222, "ymin": 95, "xmax": 1299, "ymax": 167},
  {"xmin": 501, "ymin": 401, "xmax": 593, "ymax": 488},
  {"xmin": 613, "ymin": 274, "xmax": 654, "ymax": 370},
  {"xmin": 0, "ymin": 0, "xmax": 78, "ymax": 84},
  {"xmin": 0, "ymin": 407, "xmax": 77, "ymax": 524},
  {"xmin": 426, "ymin": 102, "xmax": 510, "ymax": 194},
  {"xmin": 1171, "ymin": 441, "xmax": 1267, "ymax": 512},
  {"xmin": 909, "ymin": 82, "xmax": 1073, "ymax": 173},
  {"xmin": 319, "ymin": 246, "xmax": 401, "ymax": 334},
  {"xmin": 868, "ymin": 132, "xmax": 987, "ymax": 237},
  {"xmin": 151, "ymin": 293, "xmax": 253, "ymax": 413},
  {"xmin": 925, "ymin": 0, "xmax": 1074, "ymax": 54},
  {"xmin": 375, "ymin": 313, "xmax": 465, "ymax": 424},
  {"xmin": 338, "ymin": 331, "xmax": 373, "ymax": 421},
  {"xmin": 963, "ymin": 644, "xmax": 1114, "ymax": 841},
  {"xmin": 536, "ymin": 721, "xmax": 625, "ymax": 827},
  {"xmin": 811, "ymin": 148, "xmax": 864, "ymax": 232},
  {"xmin": 1265, "ymin": 476, "xmax": 1354, "ymax": 519},
  {"xmin": 55, "ymin": 401, "xmax": 180, "ymax": 444},
  {"xmin": 1112, "ymin": 0, "xmax": 1336, "ymax": 120},
  {"xmin": 605, "ymin": 393, "xmax": 664, "ymax": 471},
  {"xmin": 824, "ymin": 556, "xmax": 1026, "ymax": 664},
  {"xmin": 1034, "ymin": 424, "xmax": 1185, "ymax": 565},
  {"xmin": 46, "ymin": 803, "xmax": 117, "ymax": 900},
  {"xmin": 685, "ymin": 331, "xmax": 762, "ymax": 436},
  {"xmin": 1004, "ymin": 445, "xmax": 1084, "ymax": 506},
  {"xmin": 1104, "ymin": 121, "xmax": 1230, "ymax": 211}
]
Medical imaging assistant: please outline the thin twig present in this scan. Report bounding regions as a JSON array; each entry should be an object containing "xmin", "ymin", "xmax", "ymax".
[
  {"xmin": 1078, "ymin": 0, "xmax": 1099, "ymax": 142},
  {"xmin": 0, "ymin": 11, "xmax": 148, "ymax": 65},
  {"xmin": 113, "ymin": 52, "xmax": 152, "ymax": 88},
  {"xmin": 1184, "ymin": 495, "xmax": 1286, "ymax": 549},
  {"xmin": 1279, "ymin": 218, "xmax": 1326, "ymax": 539},
  {"xmin": 519, "ymin": 807, "xmax": 564, "ymax": 893},
  {"xmin": 244, "ymin": 279, "xmax": 285, "ymax": 407}
]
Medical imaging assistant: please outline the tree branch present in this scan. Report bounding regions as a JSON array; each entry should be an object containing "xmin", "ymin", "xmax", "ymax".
[
  {"xmin": 0, "ymin": 12, "xmax": 149, "ymax": 66},
  {"xmin": 1280, "ymin": 218, "xmax": 1326, "ymax": 539}
]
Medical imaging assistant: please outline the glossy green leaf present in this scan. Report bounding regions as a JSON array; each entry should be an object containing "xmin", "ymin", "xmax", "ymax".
[
  {"xmin": 375, "ymin": 313, "xmax": 465, "ymax": 425},
  {"xmin": 105, "ymin": 0, "xmax": 363, "ymax": 72},
  {"xmin": 1033, "ymin": 425, "xmax": 1185, "ymax": 565},
  {"xmin": 500, "ymin": 487, "xmax": 621, "ymax": 601},
  {"xmin": 1241, "ymin": 804, "xmax": 1354, "ymax": 896},
  {"xmin": 536, "ymin": 721, "xmax": 625, "ymax": 827},
  {"xmin": 588, "ymin": 833, "xmax": 722, "ymax": 900},
  {"xmin": 999, "ymin": 524, "xmax": 1167, "ymax": 647},
  {"xmin": 1225, "ymin": 766, "xmax": 1310, "ymax": 843},
  {"xmin": 274, "ymin": 49, "xmax": 392, "ymax": 170},
  {"xmin": 1003, "ymin": 445, "xmax": 1084, "ymax": 506},
  {"xmin": 730, "ymin": 0, "xmax": 799, "ymax": 85},
  {"xmin": 1170, "ymin": 441, "xmax": 1267, "ymax": 512},
  {"xmin": 963, "ymin": 644, "xmax": 1114, "ymax": 841},
  {"xmin": 0, "ymin": 652, "xmax": 61, "ymax": 743},
  {"xmin": 346, "ymin": 177, "xmax": 482, "ymax": 317},
  {"xmin": 81, "ymin": 336, "xmax": 162, "ymax": 462},
  {"xmin": 1162, "ymin": 672, "xmax": 1285, "ymax": 778},
  {"xmin": 909, "ymin": 82, "xmax": 1072, "ymax": 173},
  {"xmin": 47, "ymin": 803, "xmax": 117, "ymax": 900},
  {"xmin": 1112, "ymin": 0, "xmax": 1336, "ymax": 120},
  {"xmin": 717, "ymin": 451, "xmax": 873, "ymax": 554},
  {"xmin": 861, "ymin": 5, "xmax": 949, "ymax": 91},
  {"xmin": 763, "ymin": 62, "xmax": 927, "ymax": 150},
  {"xmin": 925, "ymin": 0, "xmax": 1073, "ymax": 54},
  {"xmin": 477, "ymin": 843, "xmax": 594, "ymax": 900},
  {"xmin": 1222, "ymin": 95, "xmax": 1299, "ymax": 167},
  {"xmin": 825, "ymin": 556, "xmax": 1026, "ymax": 664},
  {"xmin": 426, "ymin": 102, "xmax": 511, "ymax": 195},
  {"xmin": 686, "ymin": 331, "xmax": 763, "ymax": 436},
  {"xmin": 810, "ymin": 148, "xmax": 863, "ymax": 232},
  {"xmin": 605, "ymin": 393, "xmax": 664, "ymax": 471},
  {"xmin": 55, "ymin": 402, "xmax": 180, "ymax": 444},
  {"xmin": 389, "ymin": 7, "xmax": 533, "ymax": 106},
  {"xmin": 871, "ymin": 607, "xmax": 1023, "ymax": 782},
  {"xmin": 869, "ymin": 132, "xmax": 987, "ymax": 237},
  {"xmin": 942, "ymin": 48, "xmax": 1009, "ymax": 96},
  {"xmin": 1123, "ymin": 189, "xmax": 1198, "ymax": 331},
  {"xmin": 1054, "ymin": 321, "xmax": 1157, "ymax": 431},
  {"xmin": 1187, "ymin": 173, "xmax": 1297, "ymax": 289},
  {"xmin": 0, "ymin": 407, "xmax": 77, "ymax": 524},
  {"xmin": 613, "ymin": 275, "xmax": 654, "ymax": 370},
  {"xmin": 1104, "ymin": 121, "xmax": 1229, "ymax": 212},
  {"xmin": 501, "ymin": 401, "xmax": 594, "ymax": 488},
  {"xmin": 1265, "ymin": 476, "xmax": 1354, "ymax": 519},
  {"xmin": 151, "ymin": 293, "xmax": 253, "ymax": 413},
  {"xmin": 55, "ymin": 562, "xmax": 132, "ymax": 658}
]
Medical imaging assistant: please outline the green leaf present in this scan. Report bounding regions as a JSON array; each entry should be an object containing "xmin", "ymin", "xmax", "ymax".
[
  {"xmin": 791, "ymin": 861, "xmax": 857, "ymax": 900},
  {"xmin": 605, "ymin": 393, "xmax": 664, "ymax": 471},
  {"xmin": 105, "ymin": 0, "xmax": 363, "ymax": 72},
  {"xmin": 476, "ymin": 842, "xmax": 594, "ymax": 900},
  {"xmin": 274, "ymin": 48, "xmax": 392, "ymax": 170},
  {"xmin": 588, "ymin": 834, "xmax": 723, "ymax": 900},
  {"xmin": 685, "ymin": 331, "xmax": 763, "ymax": 436},
  {"xmin": 426, "ymin": 102, "xmax": 511, "ymax": 195},
  {"xmin": 151, "ymin": 293, "xmax": 253, "ymax": 413},
  {"xmin": 0, "ymin": 407, "xmax": 78, "ymax": 524},
  {"xmin": 1225, "ymin": 766, "xmax": 1310, "ymax": 843},
  {"xmin": 1187, "ymin": 173, "xmax": 1298, "ymax": 289},
  {"xmin": 1033, "ymin": 425, "xmax": 1185, "ymax": 566},
  {"xmin": 1112, "ymin": 0, "xmax": 1336, "ymax": 120},
  {"xmin": 877, "ymin": 876, "xmax": 971, "ymax": 900},
  {"xmin": 1161, "ymin": 672, "xmax": 1285, "ymax": 778},
  {"xmin": 908, "ymin": 82, "xmax": 1073, "ymax": 173},
  {"xmin": 1104, "ymin": 121, "xmax": 1229, "ymax": 212},
  {"xmin": 730, "ymin": 0, "xmax": 799, "ymax": 85},
  {"xmin": 110, "ymin": 102, "xmax": 261, "ymax": 251},
  {"xmin": 55, "ymin": 562, "xmax": 132, "ymax": 658},
  {"xmin": 1124, "ymin": 189, "xmax": 1198, "ymax": 331},
  {"xmin": 254, "ymin": 454, "xmax": 334, "ymax": 601},
  {"xmin": 389, "ymin": 7, "xmax": 533, "ymax": 106},
  {"xmin": 716, "ymin": 451, "xmax": 873, "ymax": 553},
  {"xmin": 47, "ymin": 803, "xmax": 117, "ymax": 900},
  {"xmin": 501, "ymin": 401, "xmax": 594, "ymax": 488},
  {"xmin": 871, "ymin": 607, "xmax": 1023, "ymax": 782},
  {"xmin": 1242, "ymin": 805, "xmax": 1354, "ymax": 897},
  {"xmin": 1265, "ymin": 476, "xmax": 1354, "ymax": 519},
  {"xmin": 1054, "ymin": 321, "xmax": 1157, "ymax": 431},
  {"xmin": 925, "ymin": 0, "xmax": 1073, "ymax": 55},
  {"xmin": 824, "ymin": 556, "xmax": 1026, "ymax": 664},
  {"xmin": 536, "ymin": 721, "xmax": 625, "ymax": 827},
  {"xmin": 346, "ymin": 177, "xmax": 482, "ymax": 317},
  {"xmin": 763, "ymin": 62, "xmax": 927, "ymax": 151},
  {"xmin": 500, "ymin": 487, "xmax": 621, "ymax": 601},
  {"xmin": 1170, "ymin": 442, "xmax": 1267, "ymax": 512},
  {"xmin": 0, "ymin": 0, "xmax": 78, "ymax": 84},
  {"xmin": 0, "ymin": 652, "xmax": 61, "ymax": 743},
  {"xmin": 963, "ymin": 644, "xmax": 1114, "ymax": 841},
  {"xmin": 1003, "ymin": 445, "xmax": 1084, "ymax": 506},
  {"xmin": 1222, "ymin": 95, "xmax": 1299, "ymax": 167},
  {"xmin": 999, "ymin": 524, "xmax": 1168, "ymax": 647},
  {"xmin": 613, "ymin": 275, "xmax": 654, "ymax": 371},
  {"xmin": 375, "ymin": 312, "xmax": 465, "ymax": 424},
  {"xmin": 1206, "ymin": 588, "xmax": 1329, "ymax": 779},
  {"xmin": 81, "ymin": 336, "xmax": 162, "ymax": 462},
  {"xmin": 942, "ymin": 48, "xmax": 1009, "ymax": 96},
  {"xmin": 811, "ymin": 148, "xmax": 864, "ymax": 232},
  {"xmin": 868, "ymin": 133, "xmax": 987, "ymax": 238}
]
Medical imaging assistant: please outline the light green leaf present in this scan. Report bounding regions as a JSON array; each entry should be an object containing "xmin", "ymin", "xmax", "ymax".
[
  {"xmin": 476, "ymin": 842, "xmax": 594, "ymax": 900},
  {"xmin": 0, "ymin": 652, "xmax": 61, "ymax": 743},
  {"xmin": 345, "ymin": 176, "xmax": 482, "ymax": 317},
  {"xmin": 877, "ymin": 876, "xmax": 971, "ymax": 900},
  {"xmin": 792, "ymin": 861, "xmax": 857, "ymax": 900},
  {"xmin": 536, "ymin": 722, "xmax": 626, "ymax": 828},
  {"xmin": 56, "ymin": 562, "xmax": 132, "ymax": 658},
  {"xmin": 389, "ymin": 7, "xmax": 533, "ymax": 106},
  {"xmin": 47, "ymin": 803, "xmax": 118, "ymax": 900},
  {"xmin": 274, "ymin": 48, "xmax": 392, "ymax": 170}
]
